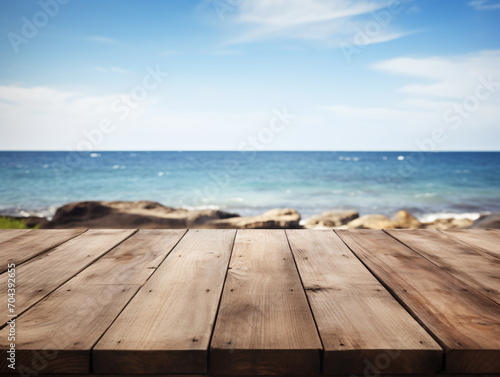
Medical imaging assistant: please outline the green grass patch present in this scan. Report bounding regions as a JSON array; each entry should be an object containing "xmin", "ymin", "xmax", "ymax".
[{"xmin": 0, "ymin": 217, "xmax": 39, "ymax": 229}]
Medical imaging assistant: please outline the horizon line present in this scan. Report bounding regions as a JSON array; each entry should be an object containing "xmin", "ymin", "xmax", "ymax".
[{"xmin": 1, "ymin": 150, "xmax": 500, "ymax": 153}]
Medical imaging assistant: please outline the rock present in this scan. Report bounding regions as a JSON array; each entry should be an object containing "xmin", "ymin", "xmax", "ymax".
[
  {"xmin": 304, "ymin": 210, "xmax": 359, "ymax": 228},
  {"xmin": 391, "ymin": 210, "xmax": 422, "ymax": 229},
  {"xmin": 471, "ymin": 213, "xmax": 500, "ymax": 229},
  {"xmin": 347, "ymin": 214, "xmax": 395, "ymax": 229},
  {"xmin": 39, "ymin": 201, "xmax": 484, "ymax": 230},
  {"xmin": 43, "ymin": 201, "xmax": 239, "ymax": 229},
  {"xmin": 423, "ymin": 218, "xmax": 473, "ymax": 229},
  {"xmin": 43, "ymin": 201, "xmax": 301, "ymax": 230},
  {"xmin": 207, "ymin": 208, "xmax": 301, "ymax": 229},
  {"xmin": 20, "ymin": 216, "xmax": 49, "ymax": 228}
]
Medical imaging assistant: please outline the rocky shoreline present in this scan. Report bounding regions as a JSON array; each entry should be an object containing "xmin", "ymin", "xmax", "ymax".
[{"xmin": 2, "ymin": 201, "xmax": 499, "ymax": 230}]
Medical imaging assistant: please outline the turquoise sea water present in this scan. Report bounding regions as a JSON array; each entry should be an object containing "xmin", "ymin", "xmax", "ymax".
[{"xmin": 0, "ymin": 151, "xmax": 499, "ymax": 221}]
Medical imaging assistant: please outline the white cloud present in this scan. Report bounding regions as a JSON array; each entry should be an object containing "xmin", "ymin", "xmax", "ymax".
[
  {"xmin": 351, "ymin": 30, "xmax": 416, "ymax": 46},
  {"xmin": 223, "ymin": 0, "xmax": 415, "ymax": 47},
  {"xmin": 2, "ymin": 50, "xmax": 499, "ymax": 151},
  {"xmin": 469, "ymin": 0, "xmax": 500, "ymax": 10},
  {"xmin": 87, "ymin": 35, "xmax": 118, "ymax": 44},
  {"xmin": 237, "ymin": 0, "xmax": 383, "ymax": 27},
  {"xmin": 320, "ymin": 50, "xmax": 500, "ymax": 150},
  {"xmin": 0, "ymin": 86, "xmax": 133, "ymax": 150},
  {"xmin": 0, "ymin": 85, "xmax": 277, "ymax": 150},
  {"xmin": 94, "ymin": 66, "xmax": 130, "ymax": 74},
  {"xmin": 373, "ymin": 50, "xmax": 500, "ymax": 98}
]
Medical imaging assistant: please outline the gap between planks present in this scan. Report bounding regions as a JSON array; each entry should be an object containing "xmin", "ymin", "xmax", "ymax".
[
  {"xmin": 384, "ymin": 229, "xmax": 500, "ymax": 305},
  {"xmin": 93, "ymin": 229, "xmax": 236, "ymax": 375},
  {"xmin": 286, "ymin": 229, "xmax": 442, "ymax": 375},
  {"xmin": 0, "ymin": 229, "xmax": 138, "ymax": 328},
  {"xmin": 0, "ymin": 229, "xmax": 187, "ymax": 374},
  {"xmin": 336, "ymin": 229, "xmax": 500, "ymax": 374},
  {"xmin": 0, "ymin": 229, "xmax": 87, "ymax": 273},
  {"xmin": 210, "ymin": 230, "xmax": 323, "ymax": 376}
]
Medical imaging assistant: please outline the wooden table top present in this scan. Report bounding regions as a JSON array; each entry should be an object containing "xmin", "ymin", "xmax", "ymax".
[{"xmin": 0, "ymin": 228, "xmax": 498, "ymax": 376}]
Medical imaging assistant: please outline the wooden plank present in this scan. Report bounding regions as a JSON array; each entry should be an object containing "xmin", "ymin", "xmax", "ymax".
[
  {"xmin": 442, "ymin": 229, "xmax": 500, "ymax": 259},
  {"xmin": 0, "ymin": 229, "xmax": 136, "ymax": 323},
  {"xmin": 0, "ymin": 229, "xmax": 32, "ymax": 243},
  {"xmin": 69, "ymin": 229, "xmax": 187, "ymax": 285},
  {"xmin": 0, "ymin": 229, "xmax": 187, "ymax": 374},
  {"xmin": 387, "ymin": 229, "xmax": 500, "ymax": 304},
  {"xmin": 286, "ymin": 230, "xmax": 442, "ymax": 375},
  {"xmin": 336, "ymin": 229, "xmax": 500, "ymax": 374},
  {"xmin": 93, "ymin": 229, "xmax": 236, "ymax": 374},
  {"xmin": 0, "ymin": 229, "xmax": 85, "ymax": 272},
  {"xmin": 0, "ymin": 284, "xmax": 139, "ymax": 374},
  {"xmin": 210, "ymin": 230, "xmax": 322, "ymax": 375}
]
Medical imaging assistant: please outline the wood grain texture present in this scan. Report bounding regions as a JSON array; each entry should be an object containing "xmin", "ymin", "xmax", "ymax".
[
  {"xmin": 0, "ymin": 229, "xmax": 85, "ymax": 272},
  {"xmin": 210, "ymin": 230, "xmax": 322, "ymax": 375},
  {"xmin": 336, "ymin": 229, "xmax": 500, "ymax": 374},
  {"xmin": 0, "ymin": 229, "xmax": 136, "ymax": 324},
  {"xmin": 0, "ymin": 229, "xmax": 497, "ymax": 376},
  {"xmin": 0, "ymin": 229, "xmax": 32, "ymax": 244},
  {"xmin": 69, "ymin": 229, "xmax": 186, "ymax": 285},
  {"xmin": 442, "ymin": 229, "xmax": 500, "ymax": 259},
  {"xmin": 93, "ymin": 229, "xmax": 236, "ymax": 374},
  {"xmin": 0, "ymin": 229, "xmax": 188, "ymax": 374},
  {"xmin": 387, "ymin": 229, "xmax": 500, "ymax": 304},
  {"xmin": 0, "ymin": 284, "xmax": 139, "ymax": 374},
  {"xmin": 286, "ymin": 230, "xmax": 442, "ymax": 375}
]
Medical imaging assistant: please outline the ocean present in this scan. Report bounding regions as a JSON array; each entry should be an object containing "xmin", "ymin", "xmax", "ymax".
[{"xmin": 0, "ymin": 151, "xmax": 499, "ymax": 222}]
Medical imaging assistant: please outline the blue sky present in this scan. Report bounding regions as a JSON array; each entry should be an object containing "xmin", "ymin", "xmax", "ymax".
[{"xmin": 0, "ymin": 0, "xmax": 499, "ymax": 150}]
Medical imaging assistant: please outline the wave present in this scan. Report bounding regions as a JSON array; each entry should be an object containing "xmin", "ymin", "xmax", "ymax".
[
  {"xmin": 417, "ymin": 212, "xmax": 486, "ymax": 223},
  {"xmin": 0, "ymin": 205, "xmax": 59, "ymax": 220},
  {"xmin": 182, "ymin": 205, "xmax": 222, "ymax": 211}
]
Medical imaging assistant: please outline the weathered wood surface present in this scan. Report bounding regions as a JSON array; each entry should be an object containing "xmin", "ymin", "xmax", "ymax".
[
  {"xmin": 210, "ymin": 230, "xmax": 322, "ymax": 375},
  {"xmin": 0, "ymin": 284, "xmax": 138, "ymax": 373},
  {"xmin": 0, "ymin": 229, "xmax": 184, "ymax": 374},
  {"xmin": 69, "ymin": 229, "xmax": 186, "ymax": 286},
  {"xmin": 337, "ymin": 229, "xmax": 500, "ymax": 374},
  {"xmin": 0, "ymin": 229, "xmax": 85, "ymax": 272},
  {"xmin": 0, "ymin": 229, "xmax": 498, "ymax": 376},
  {"xmin": 0, "ymin": 229, "xmax": 32, "ymax": 244},
  {"xmin": 386, "ymin": 229, "xmax": 500, "ymax": 304},
  {"xmin": 442, "ymin": 229, "xmax": 500, "ymax": 259},
  {"xmin": 286, "ymin": 230, "xmax": 442, "ymax": 375},
  {"xmin": 94, "ymin": 229, "xmax": 235, "ymax": 374},
  {"xmin": 0, "ymin": 229, "xmax": 136, "ymax": 323}
]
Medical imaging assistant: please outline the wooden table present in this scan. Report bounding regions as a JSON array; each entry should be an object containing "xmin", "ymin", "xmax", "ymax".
[{"xmin": 0, "ymin": 228, "xmax": 498, "ymax": 376}]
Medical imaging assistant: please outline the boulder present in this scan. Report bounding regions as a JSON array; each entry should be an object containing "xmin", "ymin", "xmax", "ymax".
[
  {"xmin": 43, "ymin": 201, "xmax": 239, "ymax": 229},
  {"xmin": 207, "ymin": 208, "xmax": 301, "ymax": 229},
  {"xmin": 391, "ymin": 210, "xmax": 422, "ymax": 229},
  {"xmin": 304, "ymin": 210, "xmax": 359, "ymax": 228},
  {"xmin": 347, "ymin": 214, "xmax": 395, "ymax": 229},
  {"xmin": 471, "ymin": 213, "xmax": 500, "ymax": 229}
]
